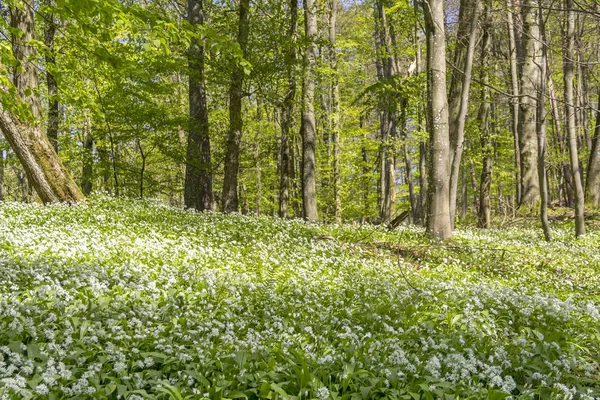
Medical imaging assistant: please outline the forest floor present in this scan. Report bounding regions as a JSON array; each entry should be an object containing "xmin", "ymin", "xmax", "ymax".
[{"xmin": 0, "ymin": 197, "xmax": 599, "ymax": 399}]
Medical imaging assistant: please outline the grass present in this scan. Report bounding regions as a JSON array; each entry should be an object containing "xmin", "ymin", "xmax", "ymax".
[{"xmin": 0, "ymin": 197, "xmax": 598, "ymax": 399}]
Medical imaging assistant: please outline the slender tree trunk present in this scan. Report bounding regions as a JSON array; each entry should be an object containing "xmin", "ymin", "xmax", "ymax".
[
  {"xmin": 537, "ymin": 4, "xmax": 551, "ymax": 241},
  {"xmin": 478, "ymin": 4, "xmax": 492, "ymax": 228},
  {"xmin": 302, "ymin": 0, "xmax": 318, "ymax": 221},
  {"xmin": 507, "ymin": 0, "xmax": 522, "ymax": 204},
  {"xmin": 563, "ymin": 0, "xmax": 585, "ymax": 236},
  {"xmin": 374, "ymin": 0, "xmax": 396, "ymax": 223},
  {"xmin": 81, "ymin": 118, "xmax": 94, "ymax": 196},
  {"xmin": 329, "ymin": 0, "xmax": 342, "ymax": 223},
  {"xmin": 44, "ymin": 10, "xmax": 59, "ymax": 154},
  {"xmin": 185, "ymin": 0, "xmax": 213, "ymax": 211},
  {"xmin": 518, "ymin": 0, "xmax": 541, "ymax": 207},
  {"xmin": 222, "ymin": 0, "xmax": 250, "ymax": 213},
  {"xmin": 586, "ymin": 91, "xmax": 600, "ymax": 206},
  {"xmin": 448, "ymin": 0, "xmax": 480, "ymax": 226},
  {"xmin": 279, "ymin": 0, "xmax": 298, "ymax": 218},
  {"xmin": 423, "ymin": 0, "xmax": 452, "ymax": 239},
  {"xmin": 1, "ymin": 1, "xmax": 84, "ymax": 204},
  {"xmin": 0, "ymin": 146, "xmax": 4, "ymax": 201},
  {"xmin": 401, "ymin": 99, "xmax": 417, "ymax": 222}
]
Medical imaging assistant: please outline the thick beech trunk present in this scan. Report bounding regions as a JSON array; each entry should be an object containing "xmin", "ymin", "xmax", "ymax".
[
  {"xmin": 518, "ymin": 0, "xmax": 541, "ymax": 206},
  {"xmin": 185, "ymin": 0, "xmax": 213, "ymax": 211},
  {"xmin": 423, "ymin": 0, "xmax": 452, "ymax": 239}
]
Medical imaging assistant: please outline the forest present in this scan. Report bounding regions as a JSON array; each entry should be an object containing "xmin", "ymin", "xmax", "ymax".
[{"xmin": 0, "ymin": 0, "xmax": 600, "ymax": 398}]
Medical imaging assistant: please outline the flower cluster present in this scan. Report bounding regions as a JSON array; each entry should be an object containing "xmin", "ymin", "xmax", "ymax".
[{"xmin": 0, "ymin": 197, "xmax": 598, "ymax": 398}]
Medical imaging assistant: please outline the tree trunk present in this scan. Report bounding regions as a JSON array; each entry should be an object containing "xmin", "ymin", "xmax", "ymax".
[
  {"xmin": 185, "ymin": 0, "xmax": 213, "ymax": 211},
  {"xmin": 423, "ymin": 0, "xmax": 452, "ymax": 240},
  {"xmin": 301, "ymin": 0, "xmax": 318, "ymax": 221},
  {"xmin": 507, "ymin": 0, "xmax": 522, "ymax": 205},
  {"xmin": 1, "ymin": 2, "xmax": 84, "ymax": 204},
  {"xmin": 81, "ymin": 118, "xmax": 94, "ymax": 196},
  {"xmin": 518, "ymin": 0, "xmax": 541, "ymax": 207},
  {"xmin": 537, "ymin": 4, "xmax": 551, "ymax": 241},
  {"xmin": 563, "ymin": 0, "xmax": 585, "ymax": 236},
  {"xmin": 478, "ymin": 4, "xmax": 492, "ymax": 228},
  {"xmin": 448, "ymin": 0, "xmax": 480, "ymax": 226},
  {"xmin": 586, "ymin": 91, "xmax": 600, "ymax": 206},
  {"xmin": 329, "ymin": 0, "xmax": 341, "ymax": 224},
  {"xmin": 44, "ymin": 11, "xmax": 59, "ymax": 154},
  {"xmin": 222, "ymin": 0, "xmax": 250, "ymax": 213},
  {"xmin": 374, "ymin": 0, "xmax": 396, "ymax": 224},
  {"xmin": 279, "ymin": 0, "xmax": 298, "ymax": 219}
]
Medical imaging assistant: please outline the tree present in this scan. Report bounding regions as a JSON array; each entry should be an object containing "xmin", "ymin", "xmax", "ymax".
[
  {"xmin": 185, "ymin": 0, "xmax": 213, "ymax": 211},
  {"xmin": 423, "ymin": 0, "xmax": 452, "ymax": 239},
  {"xmin": 301, "ymin": 0, "xmax": 318, "ymax": 221},
  {"xmin": 448, "ymin": 0, "xmax": 480, "ymax": 226},
  {"xmin": 279, "ymin": 0, "xmax": 298, "ymax": 219},
  {"xmin": 0, "ymin": 1, "xmax": 84, "ymax": 204},
  {"xmin": 329, "ymin": 0, "xmax": 341, "ymax": 224},
  {"xmin": 563, "ymin": 0, "xmax": 585, "ymax": 236},
  {"xmin": 222, "ymin": 0, "xmax": 250, "ymax": 213},
  {"xmin": 518, "ymin": 0, "xmax": 541, "ymax": 206}
]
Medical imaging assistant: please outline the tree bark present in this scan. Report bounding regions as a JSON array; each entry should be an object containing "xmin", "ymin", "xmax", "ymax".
[
  {"xmin": 44, "ymin": 11, "xmax": 59, "ymax": 154},
  {"xmin": 279, "ymin": 0, "xmax": 298, "ymax": 219},
  {"xmin": 518, "ymin": 0, "xmax": 541, "ymax": 206},
  {"xmin": 423, "ymin": 0, "xmax": 452, "ymax": 240},
  {"xmin": 1, "ymin": 1, "xmax": 83, "ymax": 204},
  {"xmin": 586, "ymin": 91, "xmax": 600, "ymax": 206},
  {"xmin": 537, "ymin": 4, "xmax": 551, "ymax": 241},
  {"xmin": 563, "ymin": 0, "xmax": 585, "ymax": 236},
  {"xmin": 478, "ymin": 4, "xmax": 492, "ymax": 228},
  {"xmin": 301, "ymin": 0, "xmax": 318, "ymax": 221},
  {"xmin": 374, "ymin": 0, "xmax": 396, "ymax": 223},
  {"xmin": 185, "ymin": 0, "xmax": 213, "ymax": 211},
  {"xmin": 81, "ymin": 118, "xmax": 94, "ymax": 196},
  {"xmin": 448, "ymin": 0, "xmax": 480, "ymax": 226},
  {"xmin": 507, "ymin": 0, "xmax": 522, "ymax": 205},
  {"xmin": 222, "ymin": 0, "xmax": 250, "ymax": 213},
  {"xmin": 329, "ymin": 0, "xmax": 341, "ymax": 224}
]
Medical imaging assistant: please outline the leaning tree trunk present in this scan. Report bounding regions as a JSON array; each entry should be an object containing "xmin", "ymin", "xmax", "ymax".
[
  {"xmin": 423, "ymin": 0, "xmax": 452, "ymax": 240},
  {"xmin": 518, "ymin": 0, "xmax": 541, "ymax": 207},
  {"xmin": 279, "ymin": 0, "xmax": 298, "ymax": 219},
  {"xmin": 222, "ymin": 0, "xmax": 250, "ymax": 213},
  {"xmin": 185, "ymin": 0, "xmax": 213, "ymax": 211},
  {"xmin": 448, "ymin": 0, "xmax": 480, "ymax": 226},
  {"xmin": 301, "ymin": 0, "xmax": 318, "ymax": 221},
  {"xmin": 563, "ymin": 0, "xmax": 585, "ymax": 237},
  {"xmin": 1, "ymin": 1, "xmax": 83, "ymax": 204}
]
